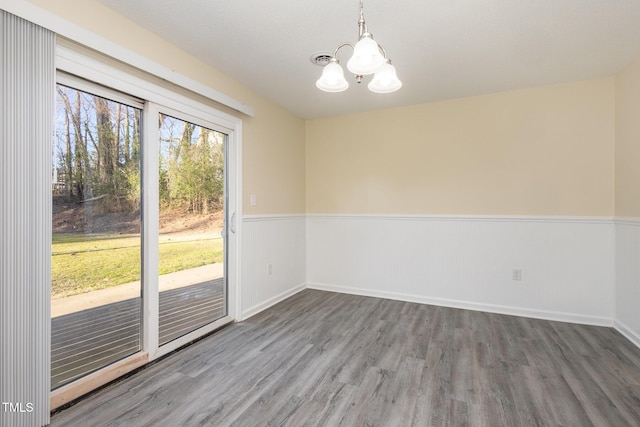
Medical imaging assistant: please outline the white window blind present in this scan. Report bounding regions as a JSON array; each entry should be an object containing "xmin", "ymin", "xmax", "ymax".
[{"xmin": 1, "ymin": 9, "xmax": 54, "ymax": 427}]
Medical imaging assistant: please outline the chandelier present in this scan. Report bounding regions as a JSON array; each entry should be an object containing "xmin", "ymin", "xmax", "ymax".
[{"xmin": 314, "ymin": 0, "xmax": 402, "ymax": 93}]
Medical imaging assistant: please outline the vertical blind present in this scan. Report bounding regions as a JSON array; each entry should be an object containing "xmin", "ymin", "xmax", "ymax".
[{"xmin": 1, "ymin": 9, "xmax": 54, "ymax": 427}]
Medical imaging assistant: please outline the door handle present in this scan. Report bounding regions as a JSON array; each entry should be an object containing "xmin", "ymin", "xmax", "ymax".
[{"xmin": 230, "ymin": 212, "xmax": 236, "ymax": 234}]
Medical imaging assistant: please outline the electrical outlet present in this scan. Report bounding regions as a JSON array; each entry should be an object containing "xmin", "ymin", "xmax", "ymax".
[
  {"xmin": 268, "ymin": 264, "xmax": 272, "ymax": 275},
  {"xmin": 512, "ymin": 269, "xmax": 522, "ymax": 281}
]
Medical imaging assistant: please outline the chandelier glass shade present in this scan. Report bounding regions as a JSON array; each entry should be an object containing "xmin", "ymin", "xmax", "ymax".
[
  {"xmin": 315, "ymin": 0, "xmax": 401, "ymax": 93},
  {"xmin": 346, "ymin": 34, "xmax": 386, "ymax": 75},
  {"xmin": 316, "ymin": 59, "xmax": 350, "ymax": 92},
  {"xmin": 368, "ymin": 60, "xmax": 402, "ymax": 93}
]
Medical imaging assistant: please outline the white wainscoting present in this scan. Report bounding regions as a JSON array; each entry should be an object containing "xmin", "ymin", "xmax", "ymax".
[
  {"xmin": 614, "ymin": 218, "xmax": 640, "ymax": 348},
  {"xmin": 241, "ymin": 215, "xmax": 306, "ymax": 320},
  {"xmin": 307, "ymin": 215, "xmax": 615, "ymax": 326}
]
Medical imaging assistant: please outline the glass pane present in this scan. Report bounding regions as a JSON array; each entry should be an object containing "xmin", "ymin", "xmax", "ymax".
[
  {"xmin": 158, "ymin": 114, "xmax": 227, "ymax": 346},
  {"xmin": 51, "ymin": 84, "xmax": 142, "ymax": 389}
]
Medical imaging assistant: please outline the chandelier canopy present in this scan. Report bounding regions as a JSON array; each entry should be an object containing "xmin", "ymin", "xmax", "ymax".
[{"xmin": 315, "ymin": 0, "xmax": 402, "ymax": 93}]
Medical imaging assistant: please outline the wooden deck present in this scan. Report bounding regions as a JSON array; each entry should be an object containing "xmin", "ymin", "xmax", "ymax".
[{"xmin": 51, "ymin": 279, "xmax": 225, "ymax": 390}]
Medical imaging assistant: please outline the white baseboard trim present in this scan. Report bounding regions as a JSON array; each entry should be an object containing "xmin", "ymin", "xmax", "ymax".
[
  {"xmin": 614, "ymin": 320, "xmax": 640, "ymax": 350},
  {"xmin": 241, "ymin": 283, "xmax": 306, "ymax": 321},
  {"xmin": 307, "ymin": 282, "xmax": 613, "ymax": 327}
]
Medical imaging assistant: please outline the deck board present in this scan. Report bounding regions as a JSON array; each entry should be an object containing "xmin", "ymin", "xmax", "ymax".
[{"xmin": 51, "ymin": 279, "xmax": 225, "ymax": 389}]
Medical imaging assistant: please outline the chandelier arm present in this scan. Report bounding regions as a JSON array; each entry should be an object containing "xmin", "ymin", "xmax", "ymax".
[
  {"xmin": 333, "ymin": 42, "xmax": 354, "ymax": 59},
  {"xmin": 376, "ymin": 43, "xmax": 388, "ymax": 59}
]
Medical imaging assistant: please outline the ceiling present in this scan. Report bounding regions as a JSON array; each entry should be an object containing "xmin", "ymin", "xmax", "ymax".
[{"xmin": 95, "ymin": 0, "xmax": 640, "ymax": 119}]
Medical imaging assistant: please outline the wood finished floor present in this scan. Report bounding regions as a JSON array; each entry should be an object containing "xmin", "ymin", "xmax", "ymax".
[{"xmin": 50, "ymin": 289, "xmax": 640, "ymax": 426}]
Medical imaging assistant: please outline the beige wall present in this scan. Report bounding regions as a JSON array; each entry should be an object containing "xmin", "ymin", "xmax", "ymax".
[
  {"xmin": 27, "ymin": 0, "xmax": 306, "ymax": 215},
  {"xmin": 16, "ymin": 1, "xmax": 624, "ymax": 218},
  {"xmin": 306, "ymin": 78, "xmax": 615, "ymax": 216},
  {"xmin": 615, "ymin": 56, "xmax": 640, "ymax": 218}
]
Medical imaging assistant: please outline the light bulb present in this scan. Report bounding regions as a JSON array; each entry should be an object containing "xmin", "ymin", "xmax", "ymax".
[
  {"xmin": 359, "ymin": 54, "xmax": 373, "ymax": 66},
  {"xmin": 377, "ymin": 75, "xmax": 392, "ymax": 87}
]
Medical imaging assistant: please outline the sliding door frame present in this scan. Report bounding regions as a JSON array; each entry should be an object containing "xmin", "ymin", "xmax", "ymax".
[
  {"xmin": 51, "ymin": 41, "xmax": 242, "ymax": 405},
  {"xmin": 149, "ymin": 103, "xmax": 237, "ymax": 358}
]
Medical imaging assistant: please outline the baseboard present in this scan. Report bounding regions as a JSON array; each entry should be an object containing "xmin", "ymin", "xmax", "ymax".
[
  {"xmin": 307, "ymin": 282, "xmax": 613, "ymax": 327},
  {"xmin": 241, "ymin": 283, "xmax": 306, "ymax": 320},
  {"xmin": 614, "ymin": 320, "xmax": 640, "ymax": 350}
]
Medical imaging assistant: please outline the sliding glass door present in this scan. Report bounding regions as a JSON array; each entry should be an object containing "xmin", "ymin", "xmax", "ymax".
[
  {"xmin": 157, "ymin": 113, "xmax": 228, "ymax": 345},
  {"xmin": 51, "ymin": 72, "xmax": 236, "ymax": 395},
  {"xmin": 51, "ymin": 83, "xmax": 143, "ymax": 389}
]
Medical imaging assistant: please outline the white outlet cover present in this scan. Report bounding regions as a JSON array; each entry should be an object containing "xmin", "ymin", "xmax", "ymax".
[{"xmin": 512, "ymin": 269, "xmax": 522, "ymax": 281}]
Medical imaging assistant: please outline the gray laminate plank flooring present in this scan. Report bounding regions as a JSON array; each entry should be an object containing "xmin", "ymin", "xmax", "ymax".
[{"xmin": 50, "ymin": 289, "xmax": 640, "ymax": 426}]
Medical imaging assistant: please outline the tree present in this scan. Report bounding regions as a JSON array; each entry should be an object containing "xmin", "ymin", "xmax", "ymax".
[
  {"xmin": 54, "ymin": 85, "xmax": 141, "ymax": 212},
  {"xmin": 54, "ymin": 86, "xmax": 225, "ymax": 217},
  {"xmin": 160, "ymin": 115, "xmax": 225, "ymax": 214}
]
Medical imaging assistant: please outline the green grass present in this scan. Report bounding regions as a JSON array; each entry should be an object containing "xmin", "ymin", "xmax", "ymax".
[{"xmin": 52, "ymin": 233, "xmax": 223, "ymax": 299}]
